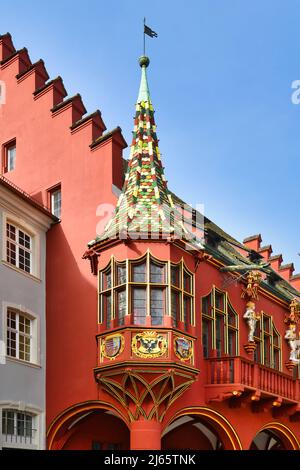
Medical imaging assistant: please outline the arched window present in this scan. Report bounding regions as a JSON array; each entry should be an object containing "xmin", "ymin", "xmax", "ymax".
[
  {"xmin": 99, "ymin": 253, "xmax": 194, "ymax": 330},
  {"xmin": 253, "ymin": 312, "xmax": 281, "ymax": 370},
  {"xmin": 201, "ymin": 287, "xmax": 238, "ymax": 358}
]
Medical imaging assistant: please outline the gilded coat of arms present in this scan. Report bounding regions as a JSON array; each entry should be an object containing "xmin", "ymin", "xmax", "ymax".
[
  {"xmin": 132, "ymin": 331, "xmax": 167, "ymax": 359},
  {"xmin": 174, "ymin": 337, "xmax": 193, "ymax": 361},
  {"xmin": 101, "ymin": 334, "xmax": 124, "ymax": 360}
]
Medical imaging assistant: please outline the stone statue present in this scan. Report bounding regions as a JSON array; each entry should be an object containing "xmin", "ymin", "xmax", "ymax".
[
  {"xmin": 284, "ymin": 324, "xmax": 300, "ymax": 364},
  {"xmin": 243, "ymin": 301, "xmax": 260, "ymax": 343}
]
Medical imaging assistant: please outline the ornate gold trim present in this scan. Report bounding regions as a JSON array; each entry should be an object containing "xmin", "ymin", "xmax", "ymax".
[
  {"xmin": 97, "ymin": 367, "xmax": 197, "ymax": 422},
  {"xmin": 47, "ymin": 400, "xmax": 129, "ymax": 449},
  {"xmin": 96, "ymin": 325, "xmax": 197, "ymax": 340},
  {"xmin": 260, "ymin": 421, "xmax": 300, "ymax": 450},
  {"xmin": 162, "ymin": 406, "xmax": 243, "ymax": 450}
]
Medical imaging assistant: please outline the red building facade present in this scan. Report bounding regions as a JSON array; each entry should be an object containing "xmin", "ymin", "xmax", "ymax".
[{"xmin": 1, "ymin": 33, "xmax": 300, "ymax": 451}]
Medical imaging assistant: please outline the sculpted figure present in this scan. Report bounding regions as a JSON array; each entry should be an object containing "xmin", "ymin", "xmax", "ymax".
[
  {"xmin": 289, "ymin": 299, "xmax": 299, "ymax": 323},
  {"xmin": 243, "ymin": 302, "xmax": 260, "ymax": 343},
  {"xmin": 285, "ymin": 324, "xmax": 300, "ymax": 363},
  {"xmin": 241, "ymin": 271, "xmax": 261, "ymax": 300}
]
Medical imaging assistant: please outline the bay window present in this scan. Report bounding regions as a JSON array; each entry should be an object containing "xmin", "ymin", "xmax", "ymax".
[{"xmin": 99, "ymin": 253, "xmax": 194, "ymax": 330}]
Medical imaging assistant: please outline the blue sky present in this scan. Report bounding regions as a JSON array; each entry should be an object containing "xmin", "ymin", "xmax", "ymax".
[{"xmin": 2, "ymin": 0, "xmax": 300, "ymax": 270}]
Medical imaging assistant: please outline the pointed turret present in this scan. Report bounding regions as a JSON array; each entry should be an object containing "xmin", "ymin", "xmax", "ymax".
[{"xmin": 90, "ymin": 56, "xmax": 203, "ymax": 248}]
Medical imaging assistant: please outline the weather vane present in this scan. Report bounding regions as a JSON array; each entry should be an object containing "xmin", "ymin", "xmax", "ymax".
[{"xmin": 143, "ymin": 18, "xmax": 158, "ymax": 56}]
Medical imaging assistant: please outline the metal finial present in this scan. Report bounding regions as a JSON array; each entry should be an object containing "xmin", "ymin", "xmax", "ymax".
[{"xmin": 139, "ymin": 56, "xmax": 150, "ymax": 68}]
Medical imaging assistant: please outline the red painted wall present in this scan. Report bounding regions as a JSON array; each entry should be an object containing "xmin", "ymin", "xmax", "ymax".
[
  {"xmin": 0, "ymin": 35, "xmax": 126, "ymax": 427},
  {"xmin": 62, "ymin": 412, "xmax": 129, "ymax": 450},
  {"xmin": 162, "ymin": 422, "xmax": 213, "ymax": 450}
]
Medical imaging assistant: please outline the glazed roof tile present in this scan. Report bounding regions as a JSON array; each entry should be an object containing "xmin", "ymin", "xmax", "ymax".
[{"xmin": 91, "ymin": 57, "xmax": 203, "ymax": 250}]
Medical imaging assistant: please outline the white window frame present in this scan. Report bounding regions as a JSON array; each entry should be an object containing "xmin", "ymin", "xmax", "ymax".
[
  {"xmin": 50, "ymin": 188, "xmax": 61, "ymax": 219},
  {"xmin": 7, "ymin": 144, "xmax": 16, "ymax": 172},
  {"xmin": 6, "ymin": 222, "xmax": 33, "ymax": 274},
  {"xmin": 2, "ymin": 409, "xmax": 35, "ymax": 445},
  {"xmin": 7, "ymin": 309, "xmax": 33, "ymax": 362},
  {"xmin": 2, "ymin": 303, "xmax": 39, "ymax": 366},
  {"xmin": 0, "ymin": 405, "xmax": 43, "ymax": 450},
  {"xmin": 2, "ymin": 212, "xmax": 40, "ymax": 279}
]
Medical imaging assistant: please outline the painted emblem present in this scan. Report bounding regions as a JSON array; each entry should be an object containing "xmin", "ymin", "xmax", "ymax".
[
  {"xmin": 132, "ymin": 331, "xmax": 167, "ymax": 359},
  {"xmin": 174, "ymin": 337, "xmax": 193, "ymax": 361},
  {"xmin": 101, "ymin": 334, "xmax": 124, "ymax": 360}
]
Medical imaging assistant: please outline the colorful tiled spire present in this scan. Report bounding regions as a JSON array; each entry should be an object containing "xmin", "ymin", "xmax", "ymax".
[{"xmin": 92, "ymin": 56, "xmax": 203, "ymax": 247}]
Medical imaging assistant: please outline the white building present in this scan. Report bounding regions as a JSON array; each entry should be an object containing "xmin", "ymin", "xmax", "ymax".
[{"xmin": 0, "ymin": 176, "xmax": 55, "ymax": 449}]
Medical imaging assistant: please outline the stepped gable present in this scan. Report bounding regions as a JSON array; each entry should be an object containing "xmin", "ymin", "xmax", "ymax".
[{"xmin": 0, "ymin": 32, "xmax": 126, "ymax": 150}]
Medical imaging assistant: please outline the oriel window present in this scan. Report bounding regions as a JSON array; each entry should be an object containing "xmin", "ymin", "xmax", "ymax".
[{"xmin": 98, "ymin": 254, "xmax": 194, "ymax": 331}]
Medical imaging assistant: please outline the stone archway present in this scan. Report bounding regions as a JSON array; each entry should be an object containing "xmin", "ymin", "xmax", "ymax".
[
  {"xmin": 162, "ymin": 407, "xmax": 242, "ymax": 450},
  {"xmin": 250, "ymin": 423, "xmax": 300, "ymax": 450},
  {"xmin": 47, "ymin": 401, "xmax": 130, "ymax": 450}
]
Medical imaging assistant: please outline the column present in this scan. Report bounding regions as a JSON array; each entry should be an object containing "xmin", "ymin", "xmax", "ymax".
[{"xmin": 130, "ymin": 420, "xmax": 162, "ymax": 450}]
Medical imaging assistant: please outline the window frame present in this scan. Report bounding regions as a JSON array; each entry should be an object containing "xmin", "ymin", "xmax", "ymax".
[
  {"xmin": 170, "ymin": 262, "xmax": 194, "ymax": 328},
  {"xmin": 6, "ymin": 222, "xmax": 33, "ymax": 274},
  {"xmin": 47, "ymin": 184, "xmax": 62, "ymax": 220},
  {"xmin": 51, "ymin": 189, "xmax": 61, "ymax": 219},
  {"xmin": 201, "ymin": 286, "xmax": 239, "ymax": 358},
  {"xmin": 7, "ymin": 309, "xmax": 32, "ymax": 362},
  {"xmin": 1, "ymin": 408, "xmax": 38, "ymax": 449},
  {"xmin": 3, "ymin": 304, "xmax": 39, "ymax": 366},
  {"xmin": 98, "ymin": 254, "xmax": 194, "ymax": 330},
  {"xmin": 2, "ymin": 213, "xmax": 40, "ymax": 279},
  {"xmin": 2, "ymin": 139, "xmax": 16, "ymax": 173},
  {"xmin": 253, "ymin": 312, "xmax": 282, "ymax": 371}
]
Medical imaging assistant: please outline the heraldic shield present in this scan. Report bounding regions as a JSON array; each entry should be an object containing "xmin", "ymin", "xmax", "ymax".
[
  {"xmin": 101, "ymin": 334, "xmax": 124, "ymax": 360},
  {"xmin": 174, "ymin": 337, "xmax": 193, "ymax": 361},
  {"xmin": 132, "ymin": 331, "xmax": 167, "ymax": 359}
]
